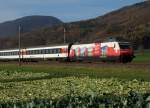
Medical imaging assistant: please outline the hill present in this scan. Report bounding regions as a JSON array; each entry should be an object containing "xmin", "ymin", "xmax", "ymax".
[
  {"xmin": 0, "ymin": 1, "xmax": 150, "ymax": 49},
  {"xmin": 0, "ymin": 15, "xmax": 63, "ymax": 37}
]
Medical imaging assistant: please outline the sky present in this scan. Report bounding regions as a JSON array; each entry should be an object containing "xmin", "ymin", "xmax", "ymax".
[{"xmin": 0, "ymin": 0, "xmax": 143, "ymax": 23}]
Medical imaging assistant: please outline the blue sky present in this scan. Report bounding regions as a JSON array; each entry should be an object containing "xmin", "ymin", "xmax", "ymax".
[{"xmin": 0, "ymin": 0, "xmax": 143, "ymax": 23}]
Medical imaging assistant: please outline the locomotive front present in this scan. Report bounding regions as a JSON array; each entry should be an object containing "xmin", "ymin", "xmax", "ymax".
[{"xmin": 119, "ymin": 42, "xmax": 135, "ymax": 63}]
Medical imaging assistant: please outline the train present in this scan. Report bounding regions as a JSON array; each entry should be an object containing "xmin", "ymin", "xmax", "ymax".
[{"xmin": 0, "ymin": 41, "xmax": 135, "ymax": 63}]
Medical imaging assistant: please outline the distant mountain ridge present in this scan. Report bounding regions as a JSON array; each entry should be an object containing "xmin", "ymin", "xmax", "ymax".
[
  {"xmin": 0, "ymin": 15, "xmax": 63, "ymax": 37},
  {"xmin": 0, "ymin": 1, "xmax": 150, "ymax": 49}
]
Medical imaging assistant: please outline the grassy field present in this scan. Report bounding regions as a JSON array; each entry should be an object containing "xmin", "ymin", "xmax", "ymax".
[
  {"xmin": 0, "ymin": 51, "xmax": 149, "ymax": 106},
  {"xmin": 133, "ymin": 51, "xmax": 150, "ymax": 63},
  {"xmin": 0, "ymin": 63, "xmax": 149, "ymax": 82}
]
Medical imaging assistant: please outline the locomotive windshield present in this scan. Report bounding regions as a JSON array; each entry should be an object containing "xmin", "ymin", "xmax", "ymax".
[{"xmin": 119, "ymin": 43, "xmax": 131, "ymax": 49}]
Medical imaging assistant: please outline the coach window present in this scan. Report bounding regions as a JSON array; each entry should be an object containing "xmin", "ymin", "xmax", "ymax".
[
  {"xmin": 55, "ymin": 49, "xmax": 58, "ymax": 53},
  {"xmin": 51, "ymin": 49, "xmax": 53, "ymax": 54},
  {"xmin": 54, "ymin": 49, "xmax": 57, "ymax": 54},
  {"xmin": 45, "ymin": 49, "xmax": 48, "ymax": 54},
  {"xmin": 44, "ymin": 49, "xmax": 46, "ymax": 54},
  {"xmin": 47, "ymin": 49, "xmax": 49, "ymax": 54},
  {"xmin": 40, "ymin": 50, "xmax": 43, "ymax": 54},
  {"xmin": 29, "ymin": 51, "xmax": 31, "ymax": 55},
  {"xmin": 50, "ymin": 49, "xmax": 52, "ymax": 54},
  {"xmin": 31, "ymin": 50, "xmax": 33, "ymax": 54},
  {"xmin": 58, "ymin": 49, "xmax": 61, "ymax": 53},
  {"xmin": 41, "ymin": 50, "xmax": 44, "ymax": 54},
  {"xmin": 34, "ymin": 50, "xmax": 37, "ymax": 54},
  {"xmin": 56, "ymin": 49, "xmax": 59, "ymax": 53},
  {"xmin": 41, "ymin": 49, "xmax": 44, "ymax": 54},
  {"xmin": 39, "ymin": 50, "xmax": 41, "ymax": 54},
  {"xmin": 34, "ymin": 50, "xmax": 36, "ymax": 54},
  {"xmin": 32, "ymin": 50, "xmax": 35, "ymax": 54},
  {"xmin": 33, "ymin": 50, "xmax": 36, "ymax": 54},
  {"xmin": 39, "ymin": 50, "xmax": 42, "ymax": 54},
  {"xmin": 56, "ymin": 49, "xmax": 60, "ymax": 53},
  {"xmin": 41, "ymin": 50, "xmax": 43, "ymax": 54},
  {"xmin": 32, "ymin": 50, "xmax": 34, "ymax": 54},
  {"xmin": 28, "ymin": 51, "xmax": 31, "ymax": 55},
  {"xmin": 48, "ymin": 49, "xmax": 50, "ymax": 54},
  {"xmin": 29, "ymin": 50, "xmax": 31, "ymax": 54},
  {"xmin": 36, "ymin": 50, "xmax": 39, "ymax": 54}
]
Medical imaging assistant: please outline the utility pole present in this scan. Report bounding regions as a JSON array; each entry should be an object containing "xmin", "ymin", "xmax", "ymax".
[
  {"xmin": 64, "ymin": 27, "xmax": 66, "ymax": 44},
  {"xmin": 18, "ymin": 25, "xmax": 21, "ymax": 66}
]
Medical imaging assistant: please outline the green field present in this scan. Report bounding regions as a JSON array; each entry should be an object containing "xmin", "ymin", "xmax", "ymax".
[
  {"xmin": 133, "ymin": 51, "xmax": 150, "ymax": 63},
  {"xmin": 0, "ymin": 52, "xmax": 150, "ymax": 107},
  {"xmin": 0, "ymin": 63, "xmax": 149, "ymax": 81}
]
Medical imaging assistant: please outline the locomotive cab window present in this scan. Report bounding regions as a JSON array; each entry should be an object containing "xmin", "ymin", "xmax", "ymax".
[{"xmin": 119, "ymin": 43, "xmax": 131, "ymax": 49}]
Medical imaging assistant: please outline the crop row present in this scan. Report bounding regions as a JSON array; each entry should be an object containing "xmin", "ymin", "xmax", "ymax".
[
  {"xmin": 0, "ymin": 91, "xmax": 150, "ymax": 108},
  {"xmin": 0, "ymin": 77, "xmax": 150, "ymax": 102}
]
